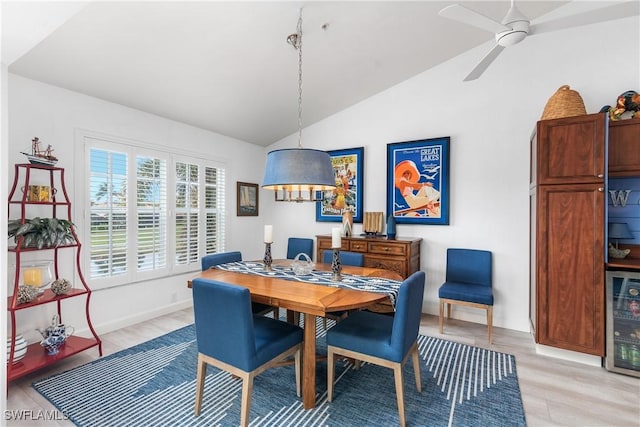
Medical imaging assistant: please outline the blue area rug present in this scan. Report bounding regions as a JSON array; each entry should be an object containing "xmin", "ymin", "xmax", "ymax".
[{"xmin": 33, "ymin": 318, "xmax": 526, "ymax": 426}]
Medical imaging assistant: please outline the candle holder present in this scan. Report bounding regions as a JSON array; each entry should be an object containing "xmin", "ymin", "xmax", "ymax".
[
  {"xmin": 331, "ymin": 248, "xmax": 342, "ymax": 282},
  {"xmin": 263, "ymin": 242, "xmax": 273, "ymax": 272}
]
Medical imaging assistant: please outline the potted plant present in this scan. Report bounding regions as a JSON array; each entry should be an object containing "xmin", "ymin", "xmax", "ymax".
[{"xmin": 8, "ymin": 217, "xmax": 76, "ymax": 249}]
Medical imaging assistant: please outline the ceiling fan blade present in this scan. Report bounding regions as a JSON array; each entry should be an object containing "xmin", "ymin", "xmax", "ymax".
[
  {"xmin": 463, "ymin": 44, "xmax": 505, "ymax": 82},
  {"xmin": 530, "ymin": 1, "xmax": 639, "ymax": 36},
  {"xmin": 439, "ymin": 4, "xmax": 510, "ymax": 34}
]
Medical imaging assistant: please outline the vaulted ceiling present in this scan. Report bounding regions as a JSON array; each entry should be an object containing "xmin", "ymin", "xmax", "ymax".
[{"xmin": 6, "ymin": 1, "xmax": 612, "ymax": 146}]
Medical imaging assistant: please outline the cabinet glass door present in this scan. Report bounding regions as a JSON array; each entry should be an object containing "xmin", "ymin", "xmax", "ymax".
[{"xmin": 606, "ymin": 271, "xmax": 640, "ymax": 377}]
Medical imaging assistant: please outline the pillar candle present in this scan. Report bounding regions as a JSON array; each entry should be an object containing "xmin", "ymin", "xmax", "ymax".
[
  {"xmin": 23, "ymin": 268, "xmax": 42, "ymax": 287},
  {"xmin": 332, "ymin": 227, "xmax": 342, "ymax": 248},
  {"xmin": 264, "ymin": 225, "xmax": 273, "ymax": 243}
]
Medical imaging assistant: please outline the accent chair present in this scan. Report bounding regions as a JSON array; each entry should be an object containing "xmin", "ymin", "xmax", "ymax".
[
  {"xmin": 438, "ymin": 248, "xmax": 494, "ymax": 343},
  {"xmin": 201, "ymin": 251, "xmax": 276, "ymax": 318},
  {"xmin": 286, "ymin": 237, "xmax": 314, "ymax": 261},
  {"xmin": 321, "ymin": 250, "xmax": 364, "ymax": 266},
  {"xmin": 326, "ymin": 271, "xmax": 425, "ymax": 427},
  {"xmin": 192, "ymin": 278, "xmax": 303, "ymax": 427}
]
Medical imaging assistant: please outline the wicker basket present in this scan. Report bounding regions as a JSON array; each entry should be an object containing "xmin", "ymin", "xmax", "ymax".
[{"xmin": 541, "ymin": 85, "xmax": 587, "ymax": 120}]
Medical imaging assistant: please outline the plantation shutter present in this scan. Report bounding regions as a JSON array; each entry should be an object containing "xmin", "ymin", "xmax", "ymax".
[
  {"xmin": 205, "ymin": 166, "xmax": 225, "ymax": 254},
  {"xmin": 89, "ymin": 148, "xmax": 128, "ymax": 278},
  {"xmin": 136, "ymin": 156, "xmax": 167, "ymax": 272},
  {"xmin": 175, "ymin": 162, "xmax": 199, "ymax": 266}
]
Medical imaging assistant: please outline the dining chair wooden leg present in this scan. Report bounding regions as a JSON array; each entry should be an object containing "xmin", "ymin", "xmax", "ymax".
[
  {"xmin": 194, "ymin": 354, "xmax": 207, "ymax": 415},
  {"xmin": 240, "ymin": 372, "xmax": 254, "ymax": 427},
  {"xmin": 439, "ymin": 300, "xmax": 445, "ymax": 334},
  {"xmin": 411, "ymin": 343, "xmax": 421, "ymax": 392},
  {"xmin": 327, "ymin": 347, "xmax": 335, "ymax": 402},
  {"xmin": 487, "ymin": 305, "xmax": 493, "ymax": 344},
  {"xmin": 295, "ymin": 347, "xmax": 301, "ymax": 397},
  {"xmin": 393, "ymin": 363, "xmax": 406, "ymax": 427}
]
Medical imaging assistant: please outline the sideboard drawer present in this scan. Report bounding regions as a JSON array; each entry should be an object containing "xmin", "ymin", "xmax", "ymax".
[
  {"xmin": 368, "ymin": 241, "xmax": 406, "ymax": 256},
  {"xmin": 349, "ymin": 241, "xmax": 367, "ymax": 252},
  {"xmin": 318, "ymin": 238, "xmax": 348, "ymax": 251}
]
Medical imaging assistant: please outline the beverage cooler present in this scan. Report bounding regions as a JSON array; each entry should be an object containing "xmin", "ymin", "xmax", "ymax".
[{"xmin": 606, "ymin": 270, "xmax": 640, "ymax": 377}]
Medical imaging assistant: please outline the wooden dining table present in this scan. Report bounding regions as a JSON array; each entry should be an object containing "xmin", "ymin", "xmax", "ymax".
[{"xmin": 187, "ymin": 259, "xmax": 402, "ymax": 409}]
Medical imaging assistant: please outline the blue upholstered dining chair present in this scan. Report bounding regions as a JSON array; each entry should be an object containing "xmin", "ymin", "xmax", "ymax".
[
  {"xmin": 286, "ymin": 237, "xmax": 314, "ymax": 260},
  {"xmin": 438, "ymin": 248, "xmax": 494, "ymax": 343},
  {"xmin": 201, "ymin": 251, "xmax": 276, "ymax": 318},
  {"xmin": 326, "ymin": 271, "xmax": 425, "ymax": 427},
  {"xmin": 192, "ymin": 278, "xmax": 303, "ymax": 427},
  {"xmin": 321, "ymin": 250, "xmax": 364, "ymax": 266}
]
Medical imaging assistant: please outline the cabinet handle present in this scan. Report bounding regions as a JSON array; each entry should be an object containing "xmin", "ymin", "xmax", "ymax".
[
  {"xmin": 598, "ymin": 187, "xmax": 604, "ymax": 192},
  {"xmin": 597, "ymin": 174, "xmax": 604, "ymax": 178},
  {"xmin": 384, "ymin": 247, "xmax": 390, "ymax": 251}
]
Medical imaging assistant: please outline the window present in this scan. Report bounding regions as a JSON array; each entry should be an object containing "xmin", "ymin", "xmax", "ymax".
[{"xmin": 81, "ymin": 133, "xmax": 225, "ymax": 288}]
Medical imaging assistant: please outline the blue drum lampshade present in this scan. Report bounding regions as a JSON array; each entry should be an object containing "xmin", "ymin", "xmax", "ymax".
[{"xmin": 262, "ymin": 148, "xmax": 336, "ymax": 202}]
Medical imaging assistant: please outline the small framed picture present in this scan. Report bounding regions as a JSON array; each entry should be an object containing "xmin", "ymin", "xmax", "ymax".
[
  {"xmin": 387, "ymin": 137, "xmax": 450, "ymax": 225},
  {"xmin": 237, "ymin": 182, "xmax": 259, "ymax": 216}
]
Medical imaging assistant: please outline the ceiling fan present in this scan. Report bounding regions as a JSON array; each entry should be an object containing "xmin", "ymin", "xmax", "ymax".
[{"xmin": 439, "ymin": 0, "xmax": 639, "ymax": 81}]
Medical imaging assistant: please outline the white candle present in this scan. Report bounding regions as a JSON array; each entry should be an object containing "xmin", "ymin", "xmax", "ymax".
[
  {"xmin": 332, "ymin": 227, "xmax": 342, "ymax": 248},
  {"xmin": 264, "ymin": 225, "xmax": 273, "ymax": 243}
]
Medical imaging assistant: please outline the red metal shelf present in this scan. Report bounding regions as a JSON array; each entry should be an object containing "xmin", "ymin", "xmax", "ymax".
[
  {"xmin": 7, "ymin": 336, "xmax": 101, "ymax": 382},
  {"xmin": 8, "ymin": 243, "xmax": 79, "ymax": 252},
  {"xmin": 7, "ymin": 163, "xmax": 102, "ymax": 386},
  {"xmin": 8, "ymin": 288, "xmax": 89, "ymax": 311}
]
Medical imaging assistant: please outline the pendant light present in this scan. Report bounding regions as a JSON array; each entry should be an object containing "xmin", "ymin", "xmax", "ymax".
[{"xmin": 262, "ymin": 9, "xmax": 336, "ymax": 202}]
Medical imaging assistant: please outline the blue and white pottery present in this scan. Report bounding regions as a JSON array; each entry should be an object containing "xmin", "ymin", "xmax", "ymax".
[{"xmin": 41, "ymin": 334, "xmax": 66, "ymax": 355}]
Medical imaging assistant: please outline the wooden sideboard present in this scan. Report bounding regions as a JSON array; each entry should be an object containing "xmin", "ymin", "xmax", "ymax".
[{"xmin": 316, "ymin": 234, "xmax": 421, "ymax": 279}]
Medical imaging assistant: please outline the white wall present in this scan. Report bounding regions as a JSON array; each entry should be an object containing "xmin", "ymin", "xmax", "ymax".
[
  {"xmin": 6, "ymin": 74, "xmax": 267, "ymax": 344},
  {"xmin": 262, "ymin": 17, "xmax": 640, "ymax": 332},
  {"xmin": 5, "ymin": 15, "xmax": 639, "ymax": 346}
]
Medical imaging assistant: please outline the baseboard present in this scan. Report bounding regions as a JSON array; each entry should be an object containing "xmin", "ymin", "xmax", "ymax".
[
  {"xmin": 534, "ymin": 343, "xmax": 603, "ymax": 367},
  {"xmin": 74, "ymin": 299, "xmax": 193, "ymax": 337}
]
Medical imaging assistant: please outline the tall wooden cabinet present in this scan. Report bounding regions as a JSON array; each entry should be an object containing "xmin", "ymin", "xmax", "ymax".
[
  {"xmin": 608, "ymin": 119, "xmax": 640, "ymax": 177},
  {"xmin": 530, "ymin": 113, "xmax": 607, "ymax": 356}
]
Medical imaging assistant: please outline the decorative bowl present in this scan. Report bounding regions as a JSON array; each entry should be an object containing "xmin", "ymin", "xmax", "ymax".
[
  {"xmin": 609, "ymin": 244, "xmax": 631, "ymax": 259},
  {"xmin": 291, "ymin": 253, "xmax": 315, "ymax": 276}
]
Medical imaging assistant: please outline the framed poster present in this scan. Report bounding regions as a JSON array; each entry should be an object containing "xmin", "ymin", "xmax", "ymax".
[
  {"xmin": 316, "ymin": 147, "xmax": 364, "ymax": 222},
  {"xmin": 387, "ymin": 137, "xmax": 450, "ymax": 225},
  {"xmin": 237, "ymin": 182, "xmax": 259, "ymax": 216}
]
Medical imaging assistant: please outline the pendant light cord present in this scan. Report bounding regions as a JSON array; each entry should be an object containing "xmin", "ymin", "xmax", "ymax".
[{"xmin": 296, "ymin": 9, "xmax": 304, "ymax": 149}]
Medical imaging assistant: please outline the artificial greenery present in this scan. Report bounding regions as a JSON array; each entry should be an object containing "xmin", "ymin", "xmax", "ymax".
[{"xmin": 8, "ymin": 217, "xmax": 76, "ymax": 249}]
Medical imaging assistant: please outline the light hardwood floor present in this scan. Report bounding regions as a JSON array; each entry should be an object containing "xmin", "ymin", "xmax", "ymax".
[{"xmin": 6, "ymin": 309, "xmax": 640, "ymax": 426}]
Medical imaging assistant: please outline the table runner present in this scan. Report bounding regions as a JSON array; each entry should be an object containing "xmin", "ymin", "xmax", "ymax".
[{"xmin": 214, "ymin": 261, "xmax": 401, "ymax": 308}]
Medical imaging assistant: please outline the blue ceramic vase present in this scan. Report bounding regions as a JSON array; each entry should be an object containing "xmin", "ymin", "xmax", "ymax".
[{"xmin": 386, "ymin": 214, "xmax": 396, "ymax": 239}]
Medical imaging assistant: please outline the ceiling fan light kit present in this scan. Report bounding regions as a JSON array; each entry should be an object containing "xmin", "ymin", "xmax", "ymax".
[{"xmin": 439, "ymin": 0, "xmax": 640, "ymax": 81}]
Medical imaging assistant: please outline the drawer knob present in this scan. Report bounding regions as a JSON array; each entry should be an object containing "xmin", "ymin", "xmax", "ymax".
[{"xmin": 384, "ymin": 247, "xmax": 390, "ymax": 251}]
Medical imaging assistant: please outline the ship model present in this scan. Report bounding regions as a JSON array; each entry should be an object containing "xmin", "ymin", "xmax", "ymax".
[{"xmin": 21, "ymin": 137, "xmax": 58, "ymax": 166}]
